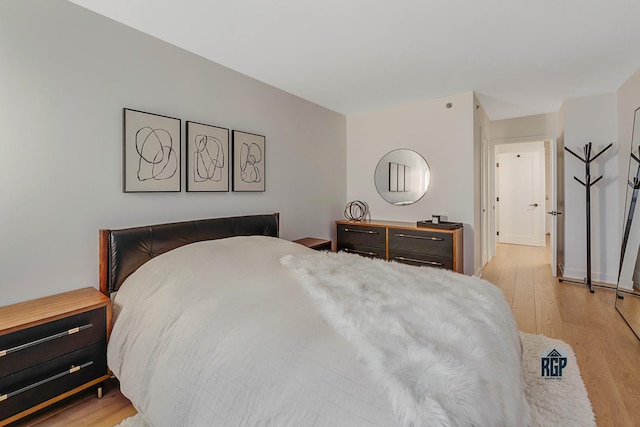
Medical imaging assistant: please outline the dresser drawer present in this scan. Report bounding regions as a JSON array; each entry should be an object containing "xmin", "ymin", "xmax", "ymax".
[
  {"xmin": 389, "ymin": 251, "xmax": 453, "ymax": 270},
  {"xmin": 339, "ymin": 245, "xmax": 386, "ymax": 259},
  {"xmin": 0, "ymin": 307, "xmax": 105, "ymax": 378},
  {"xmin": 0, "ymin": 343, "xmax": 107, "ymax": 420},
  {"xmin": 337, "ymin": 223, "xmax": 386, "ymax": 248},
  {"xmin": 388, "ymin": 229, "xmax": 452, "ymax": 258}
]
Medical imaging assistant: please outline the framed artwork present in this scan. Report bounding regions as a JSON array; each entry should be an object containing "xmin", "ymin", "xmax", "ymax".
[
  {"xmin": 123, "ymin": 108, "xmax": 181, "ymax": 192},
  {"xmin": 186, "ymin": 121, "xmax": 229, "ymax": 192},
  {"xmin": 232, "ymin": 130, "xmax": 265, "ymax": 192}
]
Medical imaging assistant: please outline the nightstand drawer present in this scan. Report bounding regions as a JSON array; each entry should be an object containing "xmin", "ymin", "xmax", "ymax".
[
  {"xmin": 388, "ymin": 229, "xmax": 452, "ymax": 257},
  {"xmin": 389, "ymin": 251, "xmax": 453, "ymax": 269},
  {"xmin": 0, "ymin": 307, "xmax": 105, "ymax": 378},
  {"xmin": 337, "ymin": 224, "xmax": 386, "ymax": 248},
  {"xmin": 0, "ymin": 343, "xmax": 106, "ymax": 420}
]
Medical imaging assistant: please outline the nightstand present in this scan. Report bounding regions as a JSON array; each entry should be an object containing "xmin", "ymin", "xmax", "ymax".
[
  {"xmin": 293, "ymin": 237, "xmax": 332, "ymax": 251},
  {"xmin": 0, "ymin": 287, "xmax": 111, "ymax": 426}
]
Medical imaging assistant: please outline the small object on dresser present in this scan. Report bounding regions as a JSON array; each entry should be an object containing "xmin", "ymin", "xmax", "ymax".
[
  {"xmin": 344, "ymin": 200, "xmax": 368, "ymax": 221},
  {"xmin": 432, "ymin": 215, "xmax": 441, "ymax": 224},
  {"xmin": 416, "ymin": 219, "xmax": 464, "ymax": 230},
  {"xmin": 293, "ymin": 237, "xmax": 332, "ymax": 251}
]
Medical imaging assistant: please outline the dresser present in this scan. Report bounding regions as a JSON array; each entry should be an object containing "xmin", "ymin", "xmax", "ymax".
[
  {"xmin": 335, "ymin": 219, "xmax": 464, "ymax": 273},
  {"xmin": 0, "ymin": 287, "xmax": 111, "ymax": 426}
]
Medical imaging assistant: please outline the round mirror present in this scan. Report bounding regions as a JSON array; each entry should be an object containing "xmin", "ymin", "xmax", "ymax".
[{"xmin": 374, "ymin": 149, "xmax": 430, "ymax": 205}]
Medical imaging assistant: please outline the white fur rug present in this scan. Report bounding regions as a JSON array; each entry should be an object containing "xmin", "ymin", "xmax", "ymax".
[
  {"xmin": 521, "ymin": 332, "xmax": 596, "ymax": 426},
  {"xmin": 114, "ymin": 332, "xmax": 594, "ymax": 427}
]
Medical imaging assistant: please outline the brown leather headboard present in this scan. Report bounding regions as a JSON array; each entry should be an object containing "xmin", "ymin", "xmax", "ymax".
[{"xmin": 99, "ymin": 213, "xmax": 279, "ymax": 295}]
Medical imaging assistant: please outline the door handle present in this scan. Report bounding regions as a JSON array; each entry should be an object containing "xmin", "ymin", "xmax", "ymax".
[
  {"xmin": 529, "ymin": 203, "xmax": 539, "ymax": 207},
  {"xmin": 547, "ymin": 211, "xmax": 563, "ymax": 216}
]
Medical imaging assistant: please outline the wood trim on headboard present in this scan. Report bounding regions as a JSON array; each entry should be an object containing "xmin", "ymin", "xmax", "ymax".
[
  {"xmin": 98, "ymin": 229, "xmax": 110, "ymax": 296},
  {"xmin": 98, "ymin": 213, "xmax": 280, "ymax": 296}
]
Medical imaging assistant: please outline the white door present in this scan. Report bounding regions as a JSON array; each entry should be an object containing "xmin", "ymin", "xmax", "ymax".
[{"xmin": 498, "ymin": 151, "xmax": 545, "ymax": 246}]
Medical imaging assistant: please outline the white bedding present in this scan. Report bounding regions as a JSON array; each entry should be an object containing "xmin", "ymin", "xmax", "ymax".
[{"xmin": 108, "ymin": 236, "xmax": 530, "ymax": 427}]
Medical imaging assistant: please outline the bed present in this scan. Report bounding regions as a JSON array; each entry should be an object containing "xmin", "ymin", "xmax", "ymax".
[{"xmin": 100, "ymin": 213, "xmax": 532, "ymax": 427}]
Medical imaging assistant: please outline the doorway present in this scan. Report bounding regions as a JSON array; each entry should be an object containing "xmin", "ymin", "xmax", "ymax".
[{"xmin": 492, "ymin": 139, "xmax": 558, "ymax": 275}]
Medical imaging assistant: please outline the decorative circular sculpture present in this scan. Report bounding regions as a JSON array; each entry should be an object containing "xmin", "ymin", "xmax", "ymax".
[
  {"xmin": 374, "ymin": 149, "xmax": 430, "ymax": 205},
  {"xmin": 344, "ymin": 200, "xmax": 368, "ymax": 221}
]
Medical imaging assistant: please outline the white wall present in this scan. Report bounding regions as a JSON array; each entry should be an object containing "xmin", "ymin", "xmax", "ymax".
[
  {"xmin": 561, "ymin": 93, "xmax": 618, "ymax": 284},
  {"xmin": 616, "ymin": 68, "xmax": 640, "ymax": 289},
  {"xmin": 491, "ymin": 113, "xmax": 559, "ymax": 142},
  {"xmin": 346, "ymin": 92, "xmax": 476, "ymax": 274},
  {"xmin": 0, "ymin": 0, "xmax": 347, "ymax": 305}
]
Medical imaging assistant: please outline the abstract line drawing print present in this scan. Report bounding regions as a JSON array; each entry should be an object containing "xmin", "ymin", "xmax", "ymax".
[
  {"xmin": 232, "ymin": 130, "xmax": 265, "ymax": 192},
  {"xmin": 135, "ymin": 127, "xmax": 178, "ymax": 181},
  {"xmin": 186, "ymin": 121, "xmax": 229, "ymax": 192},
  {"xmin": 239, "ymin": 142, "xmax": 262, "ymax": 183},
  {"xmin": 194, "ymin": 134, "xmax": 225, "ymax": 183},
  {"xmin": 124, "ymin": 108, "xmax": 181, "ymax": 192}
]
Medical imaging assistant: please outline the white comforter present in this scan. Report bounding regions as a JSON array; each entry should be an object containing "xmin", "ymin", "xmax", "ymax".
[{"xmin": 108, "ymin": 236, "xmax": 530, "ymax": 427}]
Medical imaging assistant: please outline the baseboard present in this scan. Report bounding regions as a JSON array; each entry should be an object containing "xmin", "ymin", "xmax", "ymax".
[
  {"xmin": 477, "ymin": 255, "xmax": 493, "ymax": 279},
  {"xmin": 561, "ymin": 268, "xmax": 618, "ymax": 287},
  {"xmin": 618, "ymin": 277, "xmax": 634, "ymax": 291}
]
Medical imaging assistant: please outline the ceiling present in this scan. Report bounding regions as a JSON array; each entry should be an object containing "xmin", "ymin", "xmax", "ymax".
[{"xmin": 68, "ymin": 0, "xmax": 640, "ymax": 120}]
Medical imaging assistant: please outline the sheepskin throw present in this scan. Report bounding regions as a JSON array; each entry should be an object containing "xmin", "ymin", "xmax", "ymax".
[{"xmin": 281, "ymin": 251, "xmax": 532, "ymax": 427}]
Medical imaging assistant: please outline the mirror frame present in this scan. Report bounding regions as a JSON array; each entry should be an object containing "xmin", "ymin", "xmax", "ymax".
[{"xmin": 616, "ymin": 105, "xmax": 640, "ymax": 340}]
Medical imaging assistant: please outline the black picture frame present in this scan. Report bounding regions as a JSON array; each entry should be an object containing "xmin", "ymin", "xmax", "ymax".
[
  {"xmin": 123, "ymin": 108, "xmax": 181, "ymax": 192},
  {"xmin": 232, "ymin": 130, "xmax": 265, "ymax": 192},
  {"xmin": 186, "ymin": 121, "xmax": 229, "ymax": 192}
]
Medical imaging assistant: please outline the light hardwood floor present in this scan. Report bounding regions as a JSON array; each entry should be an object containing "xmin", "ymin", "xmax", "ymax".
[
  {"xmin": 11, "ymin": 378, "xmax": 135, "ymax": 427},
  {"xmin": 13, "ymin": 242, "xmax": 640, "ymax": 426},
  {"xmin": 482, "ymin": 242, "xmax": 640, "ymax": 427}
]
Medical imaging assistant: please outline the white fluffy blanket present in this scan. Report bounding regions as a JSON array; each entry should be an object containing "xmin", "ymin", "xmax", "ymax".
[{"xmin": 281, "ymin": 251, "xmax": 532, "ymax": 427}]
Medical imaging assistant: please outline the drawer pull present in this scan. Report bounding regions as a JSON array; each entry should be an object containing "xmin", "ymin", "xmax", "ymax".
[
  {"xmin": 344, "ymin": 228, "xmax": 379, "ymax": 235},
  {"xmin": 1, "ymin": 323, "xmax": 93, "ymax": 357},
  {"xmin": 395, "ymin": 256, "xmax": 444, "ymax": 267},
  {"xmin": 0, "ymin": 361, "xmax": 93, "ymax": 402},
  {"xmin": 395, "ymin": 233, "xmax": 444, "ymax": 241},
  {"xmin": 343, "ymin": 248, "xmax": 378, "ymax": 257}
]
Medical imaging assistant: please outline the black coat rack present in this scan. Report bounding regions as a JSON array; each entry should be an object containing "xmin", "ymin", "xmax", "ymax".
[
  {"xmin": 559, "ymin": 142, "xmax": 613, "ymax": 293},
  {"xmin": 619, "ymin": 147, "xmax": 640, "ymax": 277}
]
